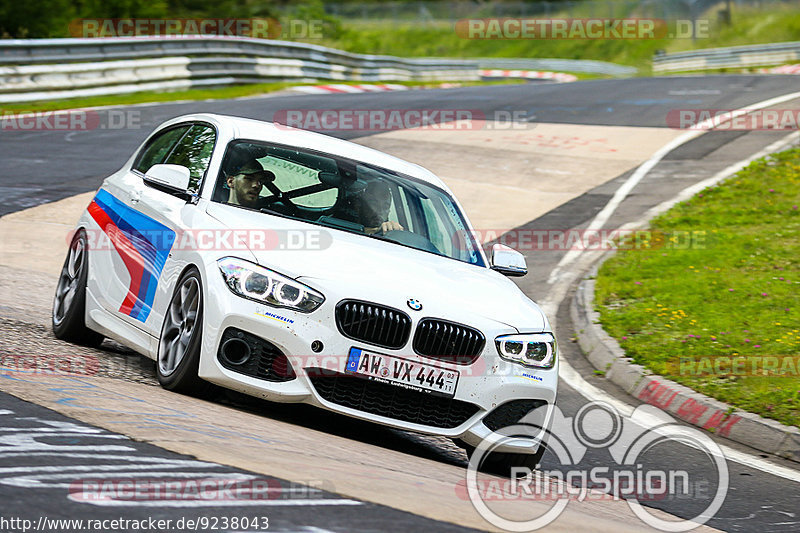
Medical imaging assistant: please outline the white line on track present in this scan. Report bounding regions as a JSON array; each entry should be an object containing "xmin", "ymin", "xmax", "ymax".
[
  {"xmin": 72, "ymin": 498, "xmax": 363, "ymax": 508},
  {"xmin": 540, "ymin": 109, "xmax": 800, "ymax": 483},
  {"xmin": 547, "ymin": 89, "xmax": 800, "ymax": 285}
]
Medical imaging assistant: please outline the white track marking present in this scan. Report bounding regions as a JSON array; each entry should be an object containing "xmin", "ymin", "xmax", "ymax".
[
  {"xmin": 542, "ymin": 129, "xmax": 800, "ymax": 483},
  {"xmin": 0, "ymin": 462, "xmax": 227, "ymax": 475},
  {"xmin": 548, "ymin": 89, "xmax": 800, "ymax": 285},
  {"xmin": 74, "ymin": 498, "xmax": 363, "ymax": 507},
  {"xmin": 2, "ymin": 471, "xmax": 256, "ymax": 489},
  {"xmin": 641, "ymin": 132, "xmax": 799, "ymax": 221}
]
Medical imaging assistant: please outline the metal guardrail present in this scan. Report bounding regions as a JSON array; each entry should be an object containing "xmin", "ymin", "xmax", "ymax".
[
  {"xmin": 0, "ymin": 36, "xmax": 479, "ymax": 103},
  {"xmin": 475, "ymin": 58, "xmax": 636, "ymax": 76},
  {"xmin": 653, "ymin": 41, "xmax": 800, "ymax": 73},
  {"xmin": 0, "ymin": 36, "xmax": 637, "ymax": 104}
]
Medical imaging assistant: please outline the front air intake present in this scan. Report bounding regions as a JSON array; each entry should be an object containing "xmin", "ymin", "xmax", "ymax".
[
  {"xmin": 216, "ymin": 327, "xmax": 295, "ymax": 382},
  {"xmin": 309, "ymin": 370, "xmax": 480, "ymax": 429}
]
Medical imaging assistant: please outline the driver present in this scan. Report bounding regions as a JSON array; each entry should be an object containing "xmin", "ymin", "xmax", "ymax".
[
  {"xmin": 226, "ymin": 159, "xmax": 276, "ymax": 208},
  {"xmin": 356, "ymin": 180, "xmax": 403, "ymax": 235}
]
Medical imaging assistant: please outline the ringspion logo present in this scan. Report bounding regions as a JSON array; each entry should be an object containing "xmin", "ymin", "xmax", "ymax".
[{"xmin": 465, "ymin": 401, "xmax": 728, "ymax": 531}]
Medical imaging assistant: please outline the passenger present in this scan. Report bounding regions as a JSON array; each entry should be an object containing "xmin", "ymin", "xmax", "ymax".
[{"xmin": 226, "ymin": 160, "xmax": 275, "ymax": 208}]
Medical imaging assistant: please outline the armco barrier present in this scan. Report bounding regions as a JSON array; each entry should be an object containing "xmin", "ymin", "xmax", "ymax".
[
  {"xmin": 0, "ymin": 36, "xmax": 478, "ymax": 103},
  {"xmin": 653, "ymin": 40, "xmax": 800, "ymax": 73},
  {"xmin": 0, "ymin": 36, "xmax": 635, "ymax": 104},
  {"xmin": 475, "ymin": 58, "xmax": 636, "ymax": 76}
]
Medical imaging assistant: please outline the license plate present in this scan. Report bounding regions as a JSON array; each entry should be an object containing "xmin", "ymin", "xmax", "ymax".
[{"xmin": 345, "ymin": 347, "xmax": 459, "ymax": 398}]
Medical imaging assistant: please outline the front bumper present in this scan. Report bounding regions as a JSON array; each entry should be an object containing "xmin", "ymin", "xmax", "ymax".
[{"xmin": 198, "ymin": 265, "xmax": 557, "ymax": 454}]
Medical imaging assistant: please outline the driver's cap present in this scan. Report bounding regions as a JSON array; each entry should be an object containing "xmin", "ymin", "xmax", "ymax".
[{"xmin": 235, "ymin": 160, "xmax": 275, "ymax": 181}]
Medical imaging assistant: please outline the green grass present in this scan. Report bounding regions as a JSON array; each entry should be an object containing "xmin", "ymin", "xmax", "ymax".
[
  {"xmin": 298, "ymin": 4, "xmax": 800, "ymax": 73},
  {"xmin": 664, "ymin": 4, "xmax": 800, "ymax": 53},
  {"xmin": 0, "ymin": 82, "xmax": 300, "ymax": 113},
  {"xmin": 0, "ymin": 79, "xmax": 529, "ymax": 113},
  {"xmin": 594, "ymin": 147, "xmax": 800, "ymax": 427},
  {"xmin": 312, "ymin": 20, "xmax": 666, "ymax": 70}
]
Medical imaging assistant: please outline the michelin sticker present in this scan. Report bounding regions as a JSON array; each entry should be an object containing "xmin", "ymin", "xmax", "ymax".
[{"xmin": 255, "ymin": 305, "xmax": 295, "ymax": 325}]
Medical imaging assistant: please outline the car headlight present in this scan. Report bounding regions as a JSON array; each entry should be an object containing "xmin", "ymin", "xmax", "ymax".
[
  {"xmin": 217, "ymin": 257, "xmax": 324, "ymax": 313},
  {"xmin": 495, "ymin": 332, "xmax": 557, "ymax": 369}
]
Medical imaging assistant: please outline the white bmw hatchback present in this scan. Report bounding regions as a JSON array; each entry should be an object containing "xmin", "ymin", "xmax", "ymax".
[{"xmin": 53, "ymin": 113, "xmax": 557, "ymax": 472}]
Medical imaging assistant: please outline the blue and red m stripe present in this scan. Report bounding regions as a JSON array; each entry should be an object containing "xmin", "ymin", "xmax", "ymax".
[{"xmin": 87, "ymin": 189, "xmax": 175, "ymax": 322}]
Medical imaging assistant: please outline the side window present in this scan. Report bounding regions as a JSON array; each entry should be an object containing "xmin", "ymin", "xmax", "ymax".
[
  {"xmin": 164, "ymin": 125, "xmax": 216, "ymax": 193},
  {"xmin": 133, "ymin": 126, "xmax": 190, "ymax": 175}
]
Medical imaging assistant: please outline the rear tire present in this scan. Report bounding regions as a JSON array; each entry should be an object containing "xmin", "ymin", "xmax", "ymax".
[
  {"xmin": 52, "ymin": 229, "xmax": 104, "ymax": 347},
  {"xmin": 156, "ymin": 268, "xmax": 211, "ymax": 396}
]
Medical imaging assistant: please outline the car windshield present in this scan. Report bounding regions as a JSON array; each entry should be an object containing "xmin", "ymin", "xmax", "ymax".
[{"xmin": 213, "ymin": 140, "xmax": 485, "ymax": 266}]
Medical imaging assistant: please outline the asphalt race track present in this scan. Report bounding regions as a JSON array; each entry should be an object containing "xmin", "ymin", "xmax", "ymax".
[
  {"xmin": 0, "ymin": 390, "xmax": 482, "ymax": 533},
  {"xmin": 1, "ymin": 75, "xmax": 799, "ymax": 531}
]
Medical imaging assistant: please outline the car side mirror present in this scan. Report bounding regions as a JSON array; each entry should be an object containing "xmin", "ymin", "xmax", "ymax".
[
  {"xmin": 490, "ymin": 243, "xmax": 527, "ymax": 277},
  {"xmin": 144, "ymin": 164, "xmax": 190, "ymax": 191}
]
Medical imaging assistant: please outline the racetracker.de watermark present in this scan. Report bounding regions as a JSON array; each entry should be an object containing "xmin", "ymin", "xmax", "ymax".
[
  {"xmin": 668, "ymin": 355, "xmax": 800, "ymax": 377},
  {"xmin": 1, "ymin": 110, "xmax": 141, "ymax": 131},
  {"xmin": 77, "ymin": 228, "xmax": 332, "ymax": 253},
  {"xmin": 456, "ymin": 18, "xmax": 709, "ymax": 39},
  {"xmin": 459, "ymin": 229, "xmax": 707, "ymax": 251},
  {"xmin": 68, "ymin": 18, "xmax": 326, "ymax": 39},
  {"xmin": 274, "ymin": 109, "xmax": 532, "ymax": 131},
  {"xmin": 667, "ymin": 109, "xmax": 800, "ymax": 130},
  {"xmin": 68, "ymin": 477, "xmax": 330, "ymax": 502},
  {"xmin": 0, "ymin": 354, "xmax": 100, "ymax": 376}
]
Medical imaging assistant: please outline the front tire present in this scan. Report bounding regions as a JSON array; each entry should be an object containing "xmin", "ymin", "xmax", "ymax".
[
  {"xmin": 52, "ymin": 229, "xmax": 104, "ymax": 347},
  {"xmin": 460, "ymin": 440, "xmax": 547, "ymax": 478},
  {"xmin": 156, "ymin": 267, "xmax": 210, "ymax": 396}
]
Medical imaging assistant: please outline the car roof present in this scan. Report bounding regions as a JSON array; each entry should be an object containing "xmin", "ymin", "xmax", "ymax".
[{"xmin": 163, "ymin": 113, "xmax": 449, "ymax": 191}]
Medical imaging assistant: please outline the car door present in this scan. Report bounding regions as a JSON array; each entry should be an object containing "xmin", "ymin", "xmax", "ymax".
[
  {"xmin": 88, "ymin": 124, "xmax": 190, "ymax": 320},
  {"xmin": 91, "ymin": 123, "xmax": 216, "ymax": 338}
]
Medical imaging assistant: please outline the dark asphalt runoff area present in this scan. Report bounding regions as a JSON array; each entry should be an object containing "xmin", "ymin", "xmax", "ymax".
[{"xmin": 1, "ymin": 75, "xmax": 799, "ymax": 531}]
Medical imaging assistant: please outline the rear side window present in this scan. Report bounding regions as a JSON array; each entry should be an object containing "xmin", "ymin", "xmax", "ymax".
[
  {"xmin": 164, "ymin": 125, "xmax": 216, "ymax": 193},
  {"xmin": 133, "ymin": 126, "xmax": 190, "ymax": 175}
]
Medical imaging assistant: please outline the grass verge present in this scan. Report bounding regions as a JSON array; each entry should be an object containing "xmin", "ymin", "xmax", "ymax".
[
  {"xmin": 306, "ymin": 4, "xmax": 800, "ymax": 72},
  {"xmin": 594, "ymin": 146, "xmax": 800, "ymax": 427},
  {"xmin": 0, "ymin": 79, "xmax": 532, "ymax": 114}
]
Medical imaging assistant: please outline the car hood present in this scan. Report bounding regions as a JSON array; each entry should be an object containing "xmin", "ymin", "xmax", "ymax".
[{"xmin": 206, "ymin": 203, "xmax": 548, "ymax": 331}]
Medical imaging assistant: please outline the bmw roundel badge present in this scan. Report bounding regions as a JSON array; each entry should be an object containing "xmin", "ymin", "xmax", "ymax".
[{"xmin": 407, "ymin": 298, "xmax": 422, "ymax": 311}]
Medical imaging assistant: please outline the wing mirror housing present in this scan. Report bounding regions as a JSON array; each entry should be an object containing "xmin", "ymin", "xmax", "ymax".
[
  {"xmin": 142, "ymin": 164, "xmax": 195, "ymax": 202},
  {"xmin": 490, "ymin": 243, "xmax": 527, "ymax": 277},
  {"xmin": 144, "ymin": 164, "xmax": 191, "ymax": 191}
]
